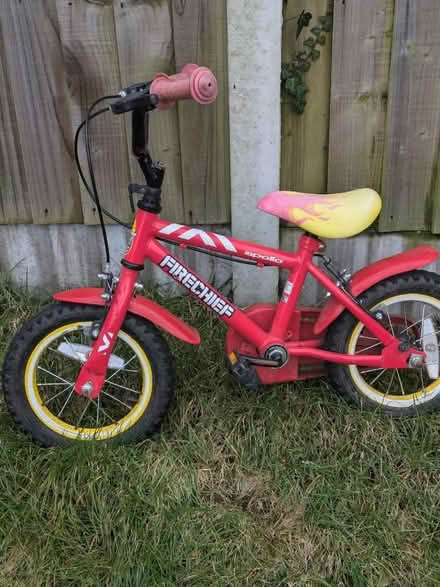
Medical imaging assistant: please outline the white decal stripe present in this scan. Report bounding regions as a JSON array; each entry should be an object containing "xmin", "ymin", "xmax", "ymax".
[
  {"xmin": 159, "ymin": 223, "xmax": 184, "ymax": 235},
  {"xmin": 216, "ymin": 234, "xmax": 237, "ymax": 253},
  {"xmin": 180, "ymin": 228, "xmax": 216, "ymax": 248}
]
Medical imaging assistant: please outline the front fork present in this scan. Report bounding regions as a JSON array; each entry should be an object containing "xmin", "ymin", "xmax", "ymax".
[{"xmin": 74, "ymin": 267, "xmax": 139, "ymax": 399}]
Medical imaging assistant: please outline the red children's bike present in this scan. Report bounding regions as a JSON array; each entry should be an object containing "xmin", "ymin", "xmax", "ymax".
[{"xmin": 4, "ymin": 65, "xmax": 440, "ymax": 446}]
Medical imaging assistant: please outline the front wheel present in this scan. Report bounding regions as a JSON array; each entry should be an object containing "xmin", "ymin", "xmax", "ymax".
[
  {"xmin": 326, "ymin": 270, "xmax": 440, "ymax": 416},
  {"xmin": 2, "ymin": 303, "xmax": 175, "ymax": 446}
]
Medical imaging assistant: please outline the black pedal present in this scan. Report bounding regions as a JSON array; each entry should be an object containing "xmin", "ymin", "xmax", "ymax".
[{"xmin": 227, "ymin": 352, "xmax": 261, "ymax": 391}]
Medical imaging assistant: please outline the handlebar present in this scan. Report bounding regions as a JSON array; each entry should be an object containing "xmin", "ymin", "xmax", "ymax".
[
  {"xmin": 110, "ymin": 64, "xmax": 217, "ymax": 114},
  {"xmin": 150, "ymin": 64, "xmax": 217, "ymax": 109}
]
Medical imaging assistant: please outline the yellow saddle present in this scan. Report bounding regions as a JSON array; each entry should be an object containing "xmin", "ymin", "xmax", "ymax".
[{"xmin": 257, "ymin": 188, "xmax": 382, "ymax": 239}]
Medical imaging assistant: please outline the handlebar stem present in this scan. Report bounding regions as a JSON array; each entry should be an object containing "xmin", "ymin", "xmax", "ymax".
[{"xmin": 132, "ymin": 108, "xmax": 149, "ymax": 157}]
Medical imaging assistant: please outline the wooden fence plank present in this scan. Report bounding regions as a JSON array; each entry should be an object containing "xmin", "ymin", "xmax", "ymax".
[
  {"xmin": 57, "ymin": 0, "xmax": 131, "ymax": 225},
  {"xmin": 0, "ymin": 24, "xmax": 31, "ymax": 224},
  {"xmin": 328, "ymin": 0, "xmax": 393, "ymax": 196},
  {"xmin": 281, "ymin": 0, "xmax": 332, "ymax": 197},
  {"xmin": 380, "ymin": 0, "xmax": 440, "ymax": 232},
  {"xmin": 171, "ymin": 0, "xmax": 230, "ymax": 225},
  {"xmin": 431, "ymin": 149, "xmax": 440, "ymax": 233},
  {"xmin": 113, "ymin": 0, "xmax": 184, "ymax": 222},
  {"xmin": 0, "ymin": 0, "xmax": 82, "ymax": 224}
]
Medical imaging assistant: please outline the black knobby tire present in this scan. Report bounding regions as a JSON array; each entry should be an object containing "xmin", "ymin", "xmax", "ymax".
[
  {"xmin": 2, "ymin": 303, "xmax": 175, "ymax": 446},
  {"xmin": 326, "ymin": 270, "xmax": 440, "ymax": 415}
]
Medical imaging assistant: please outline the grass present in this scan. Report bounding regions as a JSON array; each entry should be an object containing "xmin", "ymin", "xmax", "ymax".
[{"xmin": 0, "ymin": 278, "xmax": 440, "ymax": 586}]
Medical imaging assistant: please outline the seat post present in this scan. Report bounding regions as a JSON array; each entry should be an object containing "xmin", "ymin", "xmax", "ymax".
[{"xmin": 298, "ymin": 232, "xmax": 323, "ymax": 255}]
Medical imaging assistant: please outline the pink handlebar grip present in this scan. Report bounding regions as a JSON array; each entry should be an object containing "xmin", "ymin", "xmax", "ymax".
[{"xmin": 150, "ymin": 64, "xmax": 217, "ymax": 109}]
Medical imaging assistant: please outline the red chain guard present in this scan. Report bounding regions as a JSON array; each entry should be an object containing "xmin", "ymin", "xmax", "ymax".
[{"xmin": 225, "ymin": 304, "xmax": 326, "ymax": 383}]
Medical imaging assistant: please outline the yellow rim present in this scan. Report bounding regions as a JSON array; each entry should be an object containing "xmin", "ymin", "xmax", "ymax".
[
  {"xmin": 24, "ymin": 322, "xmax": 153, "ymax": 440},
  {"xmin": 347, "ymin": 294, "xmax": 440, "ymax": 407}
]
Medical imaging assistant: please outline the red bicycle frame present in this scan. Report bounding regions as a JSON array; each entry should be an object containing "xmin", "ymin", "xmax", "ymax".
[{"xmin": 70, "ymin": 208, "xmax": 425, "ymax": 398}]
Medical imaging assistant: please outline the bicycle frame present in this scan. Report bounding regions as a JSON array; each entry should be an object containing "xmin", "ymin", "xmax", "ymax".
[{"xmin": 69, "ymin": 207, "xmax": 425, "ymax": 398}]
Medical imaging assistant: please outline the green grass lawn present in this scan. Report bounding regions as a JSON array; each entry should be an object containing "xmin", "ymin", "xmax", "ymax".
[{"xmin": 0, "ymin": 280, "xmax": 439, "ymax": 586}]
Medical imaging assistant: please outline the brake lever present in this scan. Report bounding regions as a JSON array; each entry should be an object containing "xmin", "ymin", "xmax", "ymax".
[
  {"xmin": 119, "ymin": 81, "xmax": 148, "ymax": 96},
  {"xmin": 110, "ymin": 83, "xmax": 159, "ymax": 114}
]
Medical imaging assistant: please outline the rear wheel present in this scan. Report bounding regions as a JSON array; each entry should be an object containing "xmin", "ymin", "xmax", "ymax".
[
  {"xmin": 2, "ymin": 303, "xmax": 175, "ymax": 446},
  {"xmin": 326, "ymin": 270, "xmax": 440, "ymax": 415}
]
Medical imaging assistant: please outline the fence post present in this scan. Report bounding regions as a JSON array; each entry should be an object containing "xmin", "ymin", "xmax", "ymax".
[{"xmin": 227, "ymin": 0, "xmax": 281, "ymax": 306}]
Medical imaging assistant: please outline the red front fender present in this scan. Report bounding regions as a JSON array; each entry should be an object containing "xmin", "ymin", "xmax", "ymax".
[
  {"xmin": 53, "ymin": 288, "xmax": 200, "ymax": 345},
  {"xmin": 314, "ymin": 245, "xmax": 440, "ymax": 335}
]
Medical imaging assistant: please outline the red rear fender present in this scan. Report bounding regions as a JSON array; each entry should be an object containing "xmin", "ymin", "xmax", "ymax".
[
  {"xmin": 314, "ymin": 245, "xmax": 440, "ymax": 335},
  {"xmin": 53, "ymin": 288, "xmax": 200, "ymax": 345}
]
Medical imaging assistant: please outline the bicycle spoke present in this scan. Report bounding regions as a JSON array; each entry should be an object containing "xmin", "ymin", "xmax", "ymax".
[
  {"xmin": 399, "ymin": 312, "xmax": 435, "ymax": 336},
  {"xmin": 38, "ymin": 366, "xmax": 72, "ymax": 386},
  {"xmin": 420, "ymin": 366, "xmax": 426, "ymax": 394},
  {"xmin": 105, "ymin": 354, "xmax": 137, "ymax": 383},
  {"xmin": 420, "ymin": 304, "xmax": 427, "ymax": 349},
  {"xmin": 90, "ymin": 399, "xmax": 116, "ymax": 425},
  {"xmin": 105, "ymin": 380, "xmax": 140, "ymax": 394},
  {"xmin": 370, "ymin": 369, "xmax": 386, "ymax": 385},
  {"xmin": 101, "ymin": 390, "xmax": 132, "ymax": 410},
  {"xmin": 37, "ymin": 382, "xmax": 71, "ymax": 387},
  {"xmin": 414, "ymin": 329, "xmax": 440, "ymax": 345},
  {"xmin": 64, "ymin": 336, "xmax": 81, "ymax": 361},
  {"xmin": 355, "ymin": 340, "xmax": 382, "ymax": 354},
  {"xmin": 57, "ymin": 388, "xmax": 76, "ymax": 417},
  {"xmin": 383, "ymin": 369, "xmax": 396, "ymax": 400},
  {"xmin": 360, "ymin": 367, "xmax": 384, "ymax": 374},
  {"xmin": 386, "ymin": 309, "xmax": 395, "ymax": 337},
  {"xmin": 75, "ymin": 398, "xmax": 93, "ymax": 428},
  {"xmin": 395, "ymin": 369, "xmax": 405, "ymax": 395},
  {"xmin": 43, "ymin": 384, "xmax": 74, "ymax": 406},
  {"xmin": 49, "ymin": 347, "xmax": 74, "ymax": 359}
]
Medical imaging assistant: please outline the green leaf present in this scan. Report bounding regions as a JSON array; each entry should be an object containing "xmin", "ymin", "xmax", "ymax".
[
  {"xmin": 298, "ymin": 61, "xmax": 311, "ymax": 73},
  {"xmin": 281, "ymin": 64, "xmax": 292, "ymax": 80},
  {"xmin": 317, "ymin": 35, "xmax": 326, "ymax": 45},
  {"xmin": 303, "ymin": 37, "xmax": 316, "ymax": 48},
  {"xmin": 296, "ymin": 84, "xmax": 309, "ymax": 99},
  {"xmin": 293, "ymin": 99, "xmax": 306, "ymax": 114},
  {"xmin": 311, "ymin": 27, "xmax": 322, "ymax": 36},
  {"xmin": 311, "ymin": 49, "xmax": 321, "ymax": 61},
  {"xmin": 285, "ymin": 77, "xmax": 298, "ymax": 94}
]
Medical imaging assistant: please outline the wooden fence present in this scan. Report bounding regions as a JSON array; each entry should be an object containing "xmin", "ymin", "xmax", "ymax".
[
  {"xmin": 0, "ymin": 0, "xmax": 229, "ymax": 227},
  {"xmin": 1, "ymin": 0, "xmax": 440, "ymax": 293},
  {"xmin": 282, "ymin": 0, "xmax": 440, "ymax": 234}
]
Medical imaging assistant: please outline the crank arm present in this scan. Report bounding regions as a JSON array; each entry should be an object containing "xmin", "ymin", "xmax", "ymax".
[{"xmin": 239, "ymin": 354, "xmax": 283, "ymax": 368}]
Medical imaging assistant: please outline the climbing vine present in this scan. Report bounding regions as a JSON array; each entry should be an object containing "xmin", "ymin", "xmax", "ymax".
[{"xmin": 281, "ymin": 8, "xmax": 333, "ymax": 114}]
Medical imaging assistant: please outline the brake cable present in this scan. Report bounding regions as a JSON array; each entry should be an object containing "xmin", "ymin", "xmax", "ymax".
[
  {"xmin": 74, "ymin": 108, "xmax": 130, "ymax": 226},
  {"xmin": 74, "ymin": 96, "xmax": 131, "ymax": 265}
]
